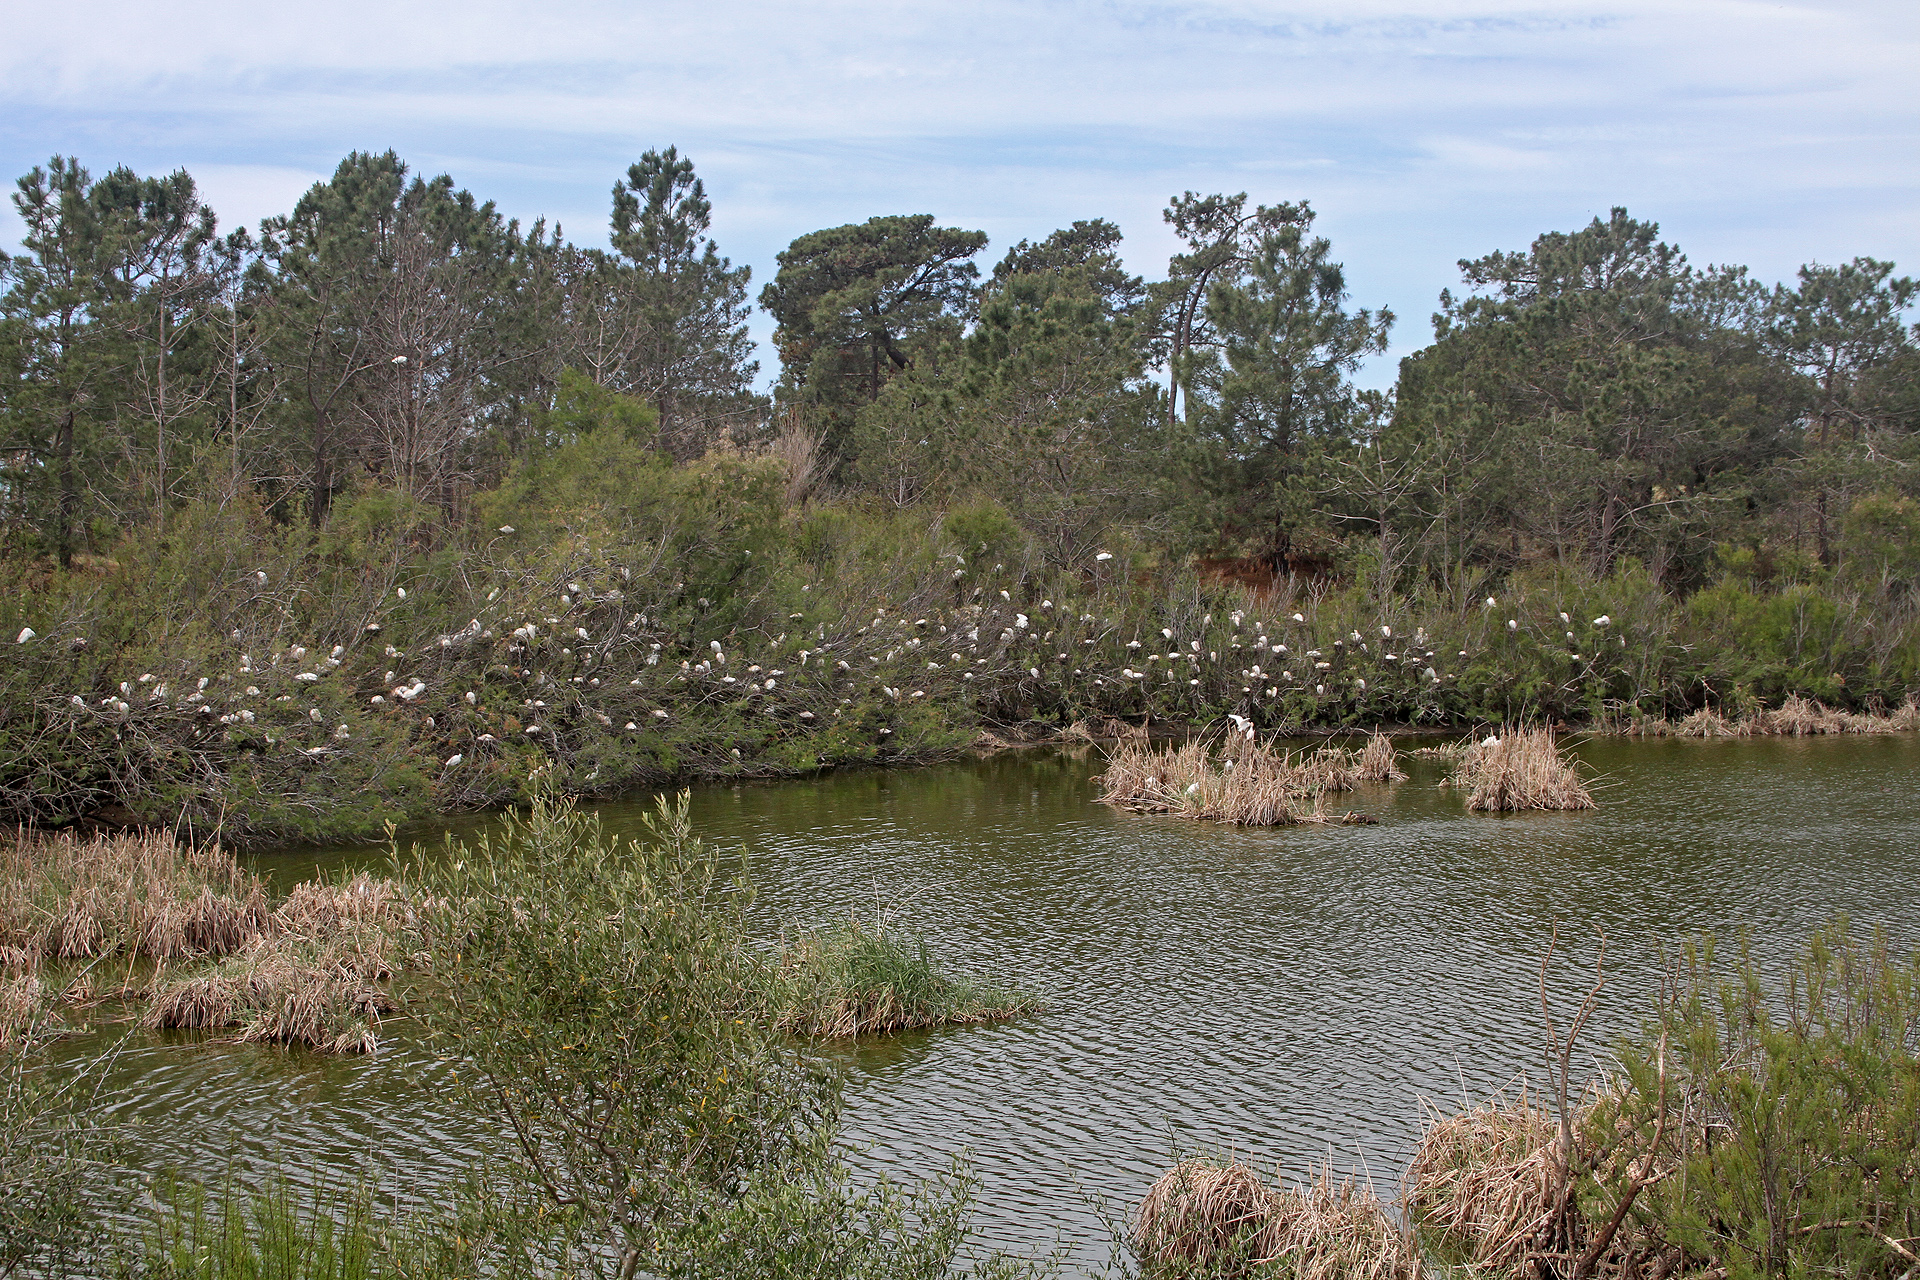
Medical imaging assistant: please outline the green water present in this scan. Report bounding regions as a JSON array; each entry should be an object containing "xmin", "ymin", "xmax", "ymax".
[{"xmin": 52, "ymin": 733, "xmax": 1920, "ymax": 1270}]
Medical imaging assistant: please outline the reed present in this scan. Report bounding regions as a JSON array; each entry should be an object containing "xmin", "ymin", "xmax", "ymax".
[
  {"xmin": 271, "ymin": 873, "xmax": 411, "ymax": 938},
  {"xmin": 1292, "ymin": 745, "xmax": 1360, "ymax": 794},
  {"xmin": 1132, "ymin": 1157, "xmax": 1418, "ymax": 1280},
  {"xmin": 144, "ymin": 929, "xmax": 396, "ymax": 1055},
  {"xmin": 771, "ymin": 915, "xmax": 1039, "ymax": 1037},
  {"xmin": 1627, "ymin": 693, "xmax": 1920, "ymax": 738},
  {"xmin": 0, "ymin": 974, "xmax": 46, "ymax": 1052},
  {"xmin": 0, "ymin": 828, "xmax": 269, "ymax": 962},
  {"xmin": 1444, "ymin": 730, "xmax": 1595, "ymax": 812},
  {"xmin": 1404, "ymin": 1097, "xmax": 1565, "ymax": 1275},
  {"xmin": 1353, "ymin": 731, "xmax": 1407, "ymax": 783},
  {"xmin": 1060, "ymin": 716, "xmax": 1148, "ymax": 744},
  {"xmin": 1097, "ymin": 739, "xmax": 1333, "ymax": 827},
  {"xmin": 1760, "ymin": 694, "xmax": 1888, "ymax": 736}
]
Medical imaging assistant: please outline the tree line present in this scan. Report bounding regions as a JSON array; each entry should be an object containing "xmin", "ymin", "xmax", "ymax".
[{"xmin": 3, "ymin": 148, "xmax": 1916, "ymax": 598}]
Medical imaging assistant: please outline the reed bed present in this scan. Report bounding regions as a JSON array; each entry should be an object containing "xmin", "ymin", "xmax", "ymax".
[
  {"xmin": 1060, "ymin": 716, "xmax": 1149, "ymax": 744},
  {"xmin": 1404, "ymin": 1098, "xmax": 1565, "ymax": 1275},
  {"xmin": 771, "ymin": 916, "xmax": 1039, "ymax": 1037},
  {"xmin": 272, "ymin": 873, "xmax": 412, "ymax": 939},
  {"xmin": 1353, "ymin": 731, "xmax": 1407, "ymax": 782},
  {"xmin": 144, "ymin": 930, "xmax": 396, "ymax": 1055},
  {"xmin": 0, "ymin": 828, "xmax": 269, "ymax": 962},
  {"xmin": 1291, "ymin": 745, "xmax": 1360, "ymax": 794},
  {"xmin": 1132, "ymin": 1158, "xmax": 1419, "ymax": 1280},
  {"xmin": 1, "ymin": 973, "xmax": 46, "ymax": 1051},
  {"xmin": 1, "ymin": 826, "xmax": 413, "ymax": 1054},
  {"xmin": 1443, "ymin": 730, "xmax": 1595, "ymax": 812},
  {"xmin": 1098, "ymin": 739, "xmax": 1334, "ymax": 827},
  {"xmin": 1405, "ymin": 1094, "xmax": 1687, "ymax": 1280},
  {"xmin": 1627, "ymin": 694, "xmax": 1920, "ymax": 738}
]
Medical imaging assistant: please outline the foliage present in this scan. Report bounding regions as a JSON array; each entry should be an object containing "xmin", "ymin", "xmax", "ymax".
[
  {"xmin": 760, "ymin": 214, "xmax": 987, "ymax": 454},
  {"xmin": 2, "ymin": 154, "xmax": 1917, "ymax": 843},
  {"xmin": 1602, "ymin": 923, "xmax": 1920, "ymax": 1280},
  {"xmin": 0, "ymin": 1016, "xmax": 130, "ymax": 1279},
  {"xmin": 405, "ymin": 788, "xmax": 1043, "ymax": 1278},
  {"xmin": 1176, "ymin": 206, "xmax": 1392, "ymax": 563}
]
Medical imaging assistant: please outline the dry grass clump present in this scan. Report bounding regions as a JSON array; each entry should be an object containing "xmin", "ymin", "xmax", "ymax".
[
  {"xmin": 1354, "ymin": 731, "xmax": 1407, "ymax": 783},
  {"xmin": 1061, "ymin": 716, "xmax": 1149, "ymax": 744},
  {"xmin": 0, "ymin": 827, "xmax": 269, "ymax": 962},
  {"xmin": 1628, "ymin": 693, "xmax": 1920, "ymax": 738},
  {"xmin": 144, "ymin": 929, "xmax": 396, "ymax": 1055},
  {"xmin": 1405, "ymin": 1098, "xmax": 1564, "ymax": 1274},
  {"xmin": 1291, "ymin": 745, "xmax": 1360, "ymax": 794},
  {"xmin": 1132, "ymin": 1158, "xmax": 1419, "ymax": 1280},
  {"xmin": 1669, "ymin": 707, "xmax": 1744, "ymax": 738},
  {"xmin": 1760, "ymin": 694, "xmax": 1887, "ymax": 736},
  {"xmin": 0, "ymin": 827, "xmax": 412, "ymax": 1054},
  {"xmin": 1, "ymin": 973, "xmax": 47, "ymax": 1051},
  {"xmin": 1443, "ymin": 730, "xmax": 1595, "ymax": 812},
  {"xmin": 1406, "ymin": 1093, "xmax": 1686, "ymax": 1280},
  {"xmin": 272, "ymin": 872, "xmax": 410, "ymax": 937},
  {"xmin": 1098, "ymin": 739, "xmax": 1334, "ymax": 827}
]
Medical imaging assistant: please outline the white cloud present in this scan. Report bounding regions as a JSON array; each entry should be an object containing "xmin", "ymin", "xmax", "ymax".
[
  {"xmin": 4, "ymin": 0, "xmax": 1914, "ymax": 389},
  {"xmin": 186, "ymin": 164, "xmax": 330, "ymax": 236}
]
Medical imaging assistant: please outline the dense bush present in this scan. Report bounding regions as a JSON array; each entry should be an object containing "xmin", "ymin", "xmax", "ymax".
[
  {"xmin": 2, "ymin": 476, "xmax": 1915, "ymax": 844},
  {"xmin": 1601, "ymin": 923, "xmax": 1920, "ymax": 1280}
]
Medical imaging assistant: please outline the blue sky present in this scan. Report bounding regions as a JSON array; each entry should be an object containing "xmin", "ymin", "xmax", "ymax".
[{"xmin": 5, "ymin": 0, "xmax": 1915, "ymax": 387}]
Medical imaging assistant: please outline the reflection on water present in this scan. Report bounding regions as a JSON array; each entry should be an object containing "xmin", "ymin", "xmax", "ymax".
[{"xmin": 55, "ymin": 733, "xmax": 1920, "ymax": 1271}]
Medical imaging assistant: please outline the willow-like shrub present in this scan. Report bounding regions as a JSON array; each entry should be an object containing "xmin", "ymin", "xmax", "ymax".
[{"xmin": 408, "ymin": 788, "xmax": 1040, "ymax": 1279}]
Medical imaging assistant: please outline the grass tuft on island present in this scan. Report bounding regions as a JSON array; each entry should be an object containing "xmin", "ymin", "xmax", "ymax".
[
  {"xmin": 1132, "ymin": 1157, "xmax": 1417, "ymax": 1280},
  {"xmin": 1624, "ymin": 692, "xmax": 1920, "ymax": 738},
  {"xmin": 1353, "ymin": 730, "xmax": 1407, "ymax": 782},
  {"xmin": 2, "ymin": 805, "xmax": 1032, "ymax": 1057},
  {"xmin": 1442, "ymin": 729, "xmax": 1596, "ymax": 812},
  {"xmin": 771, "ymin": 916, "xmax": 1040, "ymax": 1038},
  {"xmin": 143, "ymin": 927, "xmax": 401, "ymax": 1055},
  {"xmin": 1403, "ymin": 1095, "xmax": 1576, "ymax": 1275},
  {"xmin": 1098, "ymin": 732, "xmax": 1410, "ymax": 827}
]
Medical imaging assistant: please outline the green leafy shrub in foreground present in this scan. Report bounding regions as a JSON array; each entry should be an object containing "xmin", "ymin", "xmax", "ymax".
[
  {"xmin": 1594, "ymin": 923, "xmax": 1920, "ymax": 1280},
  {"xmin": 406, "ymin": 787, "xmax": 1046, "ymax": 1279}
]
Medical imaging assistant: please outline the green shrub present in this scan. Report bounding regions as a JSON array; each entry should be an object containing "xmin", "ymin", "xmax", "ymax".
[
  {"xmin": 1601, "ymin": 923, "xmax": 1920, "ymax": 1280},
  {"xmin": 405, "ymin": 788, "xmax": 1042, "ymax": 1278}
]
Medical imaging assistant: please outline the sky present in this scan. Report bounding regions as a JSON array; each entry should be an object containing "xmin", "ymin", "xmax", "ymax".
[{"xmin": 4, "ymin": 0, "xmax": 1916, "ymax": 388}]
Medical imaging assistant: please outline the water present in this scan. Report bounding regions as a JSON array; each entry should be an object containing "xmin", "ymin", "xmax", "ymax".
[{"xmin": 52, "ymin": 733, "xmax": 1920, "ymax": 1270}]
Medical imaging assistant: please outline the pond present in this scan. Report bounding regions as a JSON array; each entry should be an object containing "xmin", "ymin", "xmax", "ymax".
[{"xmin": 59, "ymin": 732, "xmax": 1920, "ymax": 1272}]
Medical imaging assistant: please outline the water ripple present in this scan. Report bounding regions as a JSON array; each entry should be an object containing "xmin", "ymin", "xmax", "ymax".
[{"xmin": 52, "ymin": 734, "xmax": 1920, "ymax": 1274}]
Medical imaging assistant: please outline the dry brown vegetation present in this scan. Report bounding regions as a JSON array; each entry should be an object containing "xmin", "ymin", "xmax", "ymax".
[
  {"xmin": 1098, "ymin": 739, "xmax": 1330, "ymax": 826},
  {"xmin": 0, "ymin": 828, "xmax": 269, "ymax": 963},
  {"xmin": 142, "ymin": 873, "xmax": 413, "ymax": 1054},
  {"xmin": 1442, "ymin": 730, "xmax": 1596, "ymax": 812},
  {"xmin": 1405, "ymin": 1097, "xmax": 1559, "ymax": 1275},
  {"xmin": 143, "ymin": 930, "xmax": 397, "ymax": 1055},
  {"xmin": 1098, "ymin": 732, "xmax": 1414, "ymax": 826},
  {"xmin": 1354, "ymin": 730, "xmax": 1407, "ymax": 782},
  {"xmin": 1626, "ymin": 694, "xmax": 1920, "ymax": 738},
  {"xmin": 1060, "ymin": 716, "xmax": 1149, "ymax": 744},
  {"xmin": 1, "ymin": 973, "xmax": 46, "ymax": 1051},
  {"xmin": 1404, "ymin": 1093, "xmax": 1683, "ymax": 1280},
  {"xmin": 1132, "ymin": 1158, "xmax": 1420, "ymax": 1280},
  {"xmin": 1, "ymin": 827, "xmax": 411, "ymax": 1055}
]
